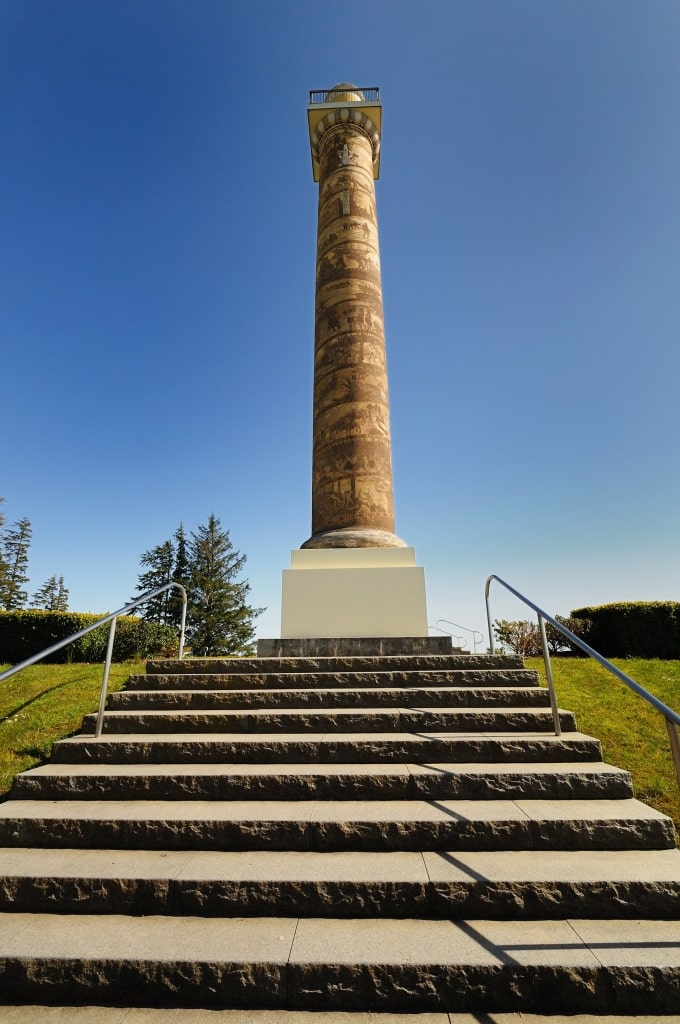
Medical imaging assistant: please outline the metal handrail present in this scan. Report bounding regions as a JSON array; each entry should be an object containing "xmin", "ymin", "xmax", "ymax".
[
  {"xmin": 485, "ymin": 574, "xmax": 680, "ymax": 789},
  {"xmin": 435, "ymin": 619, "xmax": 484, "ymax": 653},
  {"xmin": 430, "ymin": 625, "xmax": 466, "ymax": 648},
  {"xmin": 0, "ymin": 583, "xmax": 187, "ymax": 740}
]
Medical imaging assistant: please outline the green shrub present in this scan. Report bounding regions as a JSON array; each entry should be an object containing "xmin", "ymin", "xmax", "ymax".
[
  {"xmin": 0, "ymin": 609, "xmax": 179, "ymax": 664},
  {"xmin": 570, "ymin": 601, "xmax": 680, "ymax": 659},
  {"xmin": 494, "ymin": 616, "xmax": 592, "ymax": 656}
]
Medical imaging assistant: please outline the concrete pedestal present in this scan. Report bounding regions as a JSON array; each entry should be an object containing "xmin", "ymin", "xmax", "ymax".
[{"xmin": 280, "ymin": 547, "xmax": 428, "ymax": 639}]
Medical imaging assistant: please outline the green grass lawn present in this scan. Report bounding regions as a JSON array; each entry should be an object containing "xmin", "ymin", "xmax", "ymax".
[
  {"xmin": 0, "ymin": 661, "xmax": 145, "ymax": 796},
  {"xmin": 527, "ymin": 656, "xmax": 680, "ymax": 828}
]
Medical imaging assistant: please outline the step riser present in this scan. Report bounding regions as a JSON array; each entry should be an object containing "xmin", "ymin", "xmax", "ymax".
[
  {"xmin": 51, "ymin": 736, "xmax": 603, "ymax": 765},
  {"xmin": 146, "ymin": 654, "xmax": 526, "ymax": 675},
  {"xmin": 11, "ymin": 770, "xmax": 633, "ymax": 802},
  {"xmin": 0, "ymin": 817, "xmax": 672, "ymax": 852},
  {"xmin": 1, "ymin": 958, "xmax": 677, "ymax": 1014},
  {"xmin": 3, "ymin": 877, "xmax": 678, "ymax": 919},
  {"xmin": 109, "ymin": 687, "xmax": 550, "ymax": 710},
  {"xmin": 129, "ymin": 669, "xmax": 539, "ymax": 690},
  {"xmin": 84, "ymin": 710, "xmax": 576, "ymax": 735}
]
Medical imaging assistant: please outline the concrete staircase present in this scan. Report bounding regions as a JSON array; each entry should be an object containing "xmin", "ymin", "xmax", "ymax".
[{"xmin": 1, "ymin": 638, "xmax": 679, "ymax": 1018}]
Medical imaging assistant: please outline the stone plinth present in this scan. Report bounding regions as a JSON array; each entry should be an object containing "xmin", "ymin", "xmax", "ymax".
[{"xmin": 280, "ymin": 547, "xmax": 428, "ymax": 639}]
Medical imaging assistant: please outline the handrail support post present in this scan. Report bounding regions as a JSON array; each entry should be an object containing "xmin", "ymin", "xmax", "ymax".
[
  {"xmin": 485, "ymin": 582, "xmax": 496, "ymax": 655},
  {"xmin": 665, "ymin": 717, "xmax": 680, "ymax": 793},
  {"xmin": 538, "ymin": 614, "xmax": 561, "ymax": 736},
  {"xmin": 95, "ymin": 616, "xmax": 117, "ymax": 739}
]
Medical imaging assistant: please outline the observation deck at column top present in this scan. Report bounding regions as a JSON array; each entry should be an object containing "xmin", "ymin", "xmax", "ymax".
[{"xmin": 307, "ymin": 84, "xmax": 382, "ymax": 180}]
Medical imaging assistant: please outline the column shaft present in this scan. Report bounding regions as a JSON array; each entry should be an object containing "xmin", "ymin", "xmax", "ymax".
[{"xmin": 303, "ymin": 122, "xmax": 403, "ymax": 549}]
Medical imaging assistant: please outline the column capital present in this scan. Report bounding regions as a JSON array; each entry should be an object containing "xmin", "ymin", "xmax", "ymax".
[{"xmin": 308, "ymin": 85, "xmax": 382, "ymax": 181}]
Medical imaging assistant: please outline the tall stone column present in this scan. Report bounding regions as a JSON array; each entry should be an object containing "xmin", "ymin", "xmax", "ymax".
[
  {"xmin": 272, "ymin": 85, "xmax": 428, "ymax": 643},
  {"xmin": 302, "ymin": 85, "xmax": 405, "ymax": 550}
]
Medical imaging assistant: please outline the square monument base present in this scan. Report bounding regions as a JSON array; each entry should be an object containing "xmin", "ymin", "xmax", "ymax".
[{"xmin": 279, "ymin": 547, "xmax": 428, "ymax": 639}]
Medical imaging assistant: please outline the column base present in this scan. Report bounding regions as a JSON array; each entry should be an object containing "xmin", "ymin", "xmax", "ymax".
[
  {"xmin": 280, "ymin": 546, "xmax": 428, "ymax": 639},
  {"xmin": 258, "ymin": 635, "xmax": 452, "ymax": 657},
  {"xmin": 301, "ymin": 527, "xmax": 408, "ymax": 549}
]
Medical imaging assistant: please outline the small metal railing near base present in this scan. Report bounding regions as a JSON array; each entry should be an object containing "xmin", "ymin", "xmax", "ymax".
[
  {"xmin": 432, "ymin": 619, "xmax": 484, "ymax": 653},
  {"xmin": 484, "ymin": 573, "xmax": 680, "ymax": 790},
  {"xmin": 0, "ymin": 582, "xmax": 187, "ymax": 740}
]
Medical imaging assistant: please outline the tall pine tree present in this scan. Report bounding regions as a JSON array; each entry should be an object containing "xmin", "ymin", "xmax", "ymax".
[
  {"xmin": 1, "ymin": 516, "xmax": 32, "ymax": 610},
  {"xmin": 187, "ymin": 514, "xmax": 263, "ymax": 656},
  {"xmin": 31, "ymin": 575, "xmax": 69, "ymax": 611},
  {"xmin": 168, "ymin": 523, "xmax": 191, "ymax": 630},
  {"xmin": 134, "ymin": 540, "xmax": 175, "ymax": 623},
  {"xmin": 0, "ymin": 498, "xmax": 8, "ymax": 606},
  {"xmin": 134, "ymin": 517, "xmax": 262, "ymax": 653}
]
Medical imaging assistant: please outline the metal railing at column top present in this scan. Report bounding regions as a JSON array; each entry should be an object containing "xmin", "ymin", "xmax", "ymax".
[
  {"xmin": 309, "ymin": 87, "xmax": 380, "ymax": 105},
  {"xmin": 0, "ymin": 582, "xmax": 187, "ymax": 739},
  {"xmin": 484, "ymin": 573, "xmax": 680, "ymax": 791}
]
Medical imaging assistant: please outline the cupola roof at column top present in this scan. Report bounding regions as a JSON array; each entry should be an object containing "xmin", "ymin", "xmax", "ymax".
[{"xmin": 325, "ymin": 84, "xmax": 365, "ymax": 102}]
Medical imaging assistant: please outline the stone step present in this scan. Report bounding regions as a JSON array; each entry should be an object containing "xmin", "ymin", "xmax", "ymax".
[
  {"xmin": 109, "ymin": 685, "xmax": 549, "ymax": 710},
  {"xmin": 1, "ymin": 912, "xmax": 678, "ymax": 1012},
  {"xmin": 0, "ymin": 798, "xmax": 672, "ymax": 852},
  {"xmin": 146, "ymin": 654, "xmax": 526, "ymax": 676},
  {"xmin": 11, "ymin": 761, "xmax": 633, "ymax": 802},
  {"xmin": 127, "ymin": 668, "xmax": 540, "ymax": 691},
  {"xmin": 2, "ymin": 847, "xmax": 678, "ymax": 919},
  {"xmin": 0, "ymin": 1010, "xmax": 462, "ymax": 1023},
  {"xmin": 83, "ymin": 708, "xmax": 577, "ymax": 736},
  {"xmin": 1, "ymin": 1014, "xmax": 678, "ymax": 1024},
  {"xmin": 0, "ymin": 1015, "xmax": 675, "ymax": 1024},
  {"xmin": 50, "ymin": 731, "xmax": 604, "ymax": 765}
]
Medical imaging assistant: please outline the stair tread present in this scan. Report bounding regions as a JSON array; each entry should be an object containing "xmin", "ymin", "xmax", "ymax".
[
  {"xmin": 58, "ymin": 730, "xmax": 589, "ymax": 743},
  {"xmin": 0, "ymin": 1010, "xmax": 455, "ymax": 1023},
  {"xmin": 19, "ymin": 760, "xmax": 626, "ymax": 778},
  {"xmin": 94, "ymin": 707, "xmax": 560, "ymax": 717},
  {"xmin": 0, "ymin": 796, "xmax": 666, "ymax": 823},
  {"xmin": 0, "ymin": 1015, "xmax": 673, "ymax": 1024},
  {"xmin": 1, "ymin": 846, "xmax": 678, "ymax": 882},
  {"xmin": 1, "ymin": 912, "xmax": 678, "ymax": 968}
]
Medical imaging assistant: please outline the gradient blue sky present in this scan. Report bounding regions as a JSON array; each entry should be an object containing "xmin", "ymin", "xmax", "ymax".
[{"xmin": 3, "ymin": 0, "xmax": 679, "ymax": 645}]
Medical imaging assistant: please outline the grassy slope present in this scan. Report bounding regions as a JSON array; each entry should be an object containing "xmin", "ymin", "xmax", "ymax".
[
  {"xmin": 527, "ymin": 656, "xmax": 680, "ymax": 828},
  {"xmin": 0, "ymin": 661, "xmax": 145, "ymax": 796}
]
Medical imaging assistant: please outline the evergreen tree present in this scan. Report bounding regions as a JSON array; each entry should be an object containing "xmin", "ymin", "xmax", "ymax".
[
  {"xmin": 168, "ymin": 523, "xmax": 191, "ymax": 630},
  {"xmin": 1, "ymin": 516, "xmax": 32, "ymax": 610},
  {"xmin": 186, "ymin": 514, "xmax": 263, "ymax": 656},
  {"xmin": 31, "ymin": 575, "xmax": 69, "ymax": 611},
  {"xmin": 135, "ymin": 539, "xmax": 175, "ymax": 623},
  {"xmin": 0, "ymin": 498, "xmax": 8, "ymax": 605}
]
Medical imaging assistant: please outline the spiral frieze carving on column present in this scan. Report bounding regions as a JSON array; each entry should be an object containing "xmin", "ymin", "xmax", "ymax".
[{"xmin": 306, "ymin": 121, "xmax": 397, "ymax": 543}]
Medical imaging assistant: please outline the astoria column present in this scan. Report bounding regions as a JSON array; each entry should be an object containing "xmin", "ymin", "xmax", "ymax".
[{"xmin": 302, "ymin": 84, "xmax": 405, "ymax": 549}]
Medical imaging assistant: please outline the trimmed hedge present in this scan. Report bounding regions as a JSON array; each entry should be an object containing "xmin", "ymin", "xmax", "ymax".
[
  {"xmin": 570, "ymin": 601, "xmax": 680, "ymax": 659},
  {"xmin": 0, "ymin": 610, "xmax": 179, "ymax": 665}
]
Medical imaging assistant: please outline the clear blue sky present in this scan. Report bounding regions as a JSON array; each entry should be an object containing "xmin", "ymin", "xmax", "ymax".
[{"xmin": 3, "ymin": 0, "xmax": 679, "ymax": 645}]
